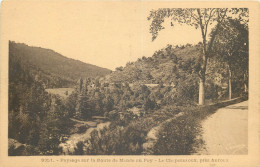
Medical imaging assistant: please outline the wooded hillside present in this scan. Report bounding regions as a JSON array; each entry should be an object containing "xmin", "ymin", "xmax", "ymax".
[{"xmin": 9, "ymin": 41, "xmax": 111, "ymax": 88}]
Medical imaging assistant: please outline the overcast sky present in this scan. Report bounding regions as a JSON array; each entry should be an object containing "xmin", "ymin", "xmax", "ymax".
[{"xmin": 2, "ymin": 1, "xmax": 204, "ymax": 70}]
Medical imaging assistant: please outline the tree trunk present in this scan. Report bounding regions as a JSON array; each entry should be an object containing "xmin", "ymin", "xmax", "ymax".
[
  {"xmin": 228, "ymin": 68, "xmax": 232, "ymax": 100},
  {"xmin": 199, "ymin": 77, "xmax": 205, "ymax": 105},
  {"xmin": 244, "ymin": 73, "xmax": 248, "ymax": 93},
  {"xmin": 196, "ymin": 9, "xmax": 222, "ymax": 106},
  {"xmin": 244, "ymin": 83, "xmax": 247, "ymax": 93}
]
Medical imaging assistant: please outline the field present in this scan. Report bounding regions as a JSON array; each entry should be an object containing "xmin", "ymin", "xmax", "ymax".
[{"xmin": 45, "ymin": 88, "xmax": 74, "ymax": 98}]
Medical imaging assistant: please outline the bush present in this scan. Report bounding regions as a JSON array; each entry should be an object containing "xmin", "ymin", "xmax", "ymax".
[
  {"xmin": 85, "ymin": 117, "xmax": 156, "ymax": 155},
  {"xmin": 174, "ymin": 76, "xmax": 199, "ymax": 105},
  {"xmin": 8, "ymin": 144, "xmax": 40, "ymax": 156},
  {"xmin": 205, "ymin": 82, "xmax": 221, "ymax": 101},
  {"xmin": 77, "ymin": 125, "xmax": 88, "ymax": 134},
  {"xmin": 86, "ymin": 127, "xmax": 123, "ymax": 155},
  {"xmin": 153, "ymin": 114, "xmax": 200, "ymax": 155},
  {"xmin": 152, "ymin": 105, "xmax": 219, "ymax": 155},
  {"xmin": 74, "ymin": 141, "xmax": 84, "ymax": 155}
]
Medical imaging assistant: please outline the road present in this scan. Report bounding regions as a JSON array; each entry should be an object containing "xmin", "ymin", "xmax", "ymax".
[{"xmin": 199, "ymin": 100, "xmax": 248, "ymax": 155}]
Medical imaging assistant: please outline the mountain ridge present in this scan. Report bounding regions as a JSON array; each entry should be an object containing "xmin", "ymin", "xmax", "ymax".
[{"xmin": 9, "ymin": 41, "xmax": 111, "ymax": 88}]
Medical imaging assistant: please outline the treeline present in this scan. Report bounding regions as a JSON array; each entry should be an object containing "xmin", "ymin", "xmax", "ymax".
[{"xmin": 68, "ymin": 53, "xmax": 209, "ymax": 121}]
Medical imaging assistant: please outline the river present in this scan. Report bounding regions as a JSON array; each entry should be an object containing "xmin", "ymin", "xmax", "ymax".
[{"xmin": 60, "ymin": 121, "xmax": 110, "ymax": 154}]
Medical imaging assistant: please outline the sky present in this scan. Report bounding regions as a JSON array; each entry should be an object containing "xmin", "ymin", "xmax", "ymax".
[{"xmin": 2, "ymin": 1, "xmax": 204, "ymax": 70}]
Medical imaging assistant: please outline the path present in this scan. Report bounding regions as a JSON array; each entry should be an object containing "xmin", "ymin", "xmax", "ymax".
[{"xmin": 198, "ymin": 100, "xmax": 248, "ymax": 155}]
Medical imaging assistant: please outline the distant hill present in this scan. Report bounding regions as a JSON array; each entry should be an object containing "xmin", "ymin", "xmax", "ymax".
[
  {"xmin": 106, "ymin": 43, "xmax": 203, "ymax": 85},
  {"xmin": 9, "ymin": 41, "xmax": 111, "ymax": 88}
]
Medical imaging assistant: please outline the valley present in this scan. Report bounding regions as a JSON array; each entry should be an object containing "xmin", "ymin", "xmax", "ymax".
[{"xmin": 8, "ymin": 13, "xmax": 249, "ymax": 155}]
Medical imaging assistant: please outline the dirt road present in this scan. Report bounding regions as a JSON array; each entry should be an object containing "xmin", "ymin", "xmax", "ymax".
[{"xmin": 199, "ymin": 100, "xmax": 248, "ymax": 155}]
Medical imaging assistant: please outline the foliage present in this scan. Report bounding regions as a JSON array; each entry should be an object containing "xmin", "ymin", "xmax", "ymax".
[
  {"xmin": 85, "ymin": 118, "xmax": 154, "ymax": 155},
  {"xmin": 65, "ymin": 41, "xmax": 235, "ymax": 121},
  {"xmin": 153, "ymin": 114, "xmax": 200, "ymax": 155},
  {"xmin": 147, "ymin": 8, "xmax": 248, "ymax": 105},
  {"xmin": 9, "ymin": 8, "xmax": 249, "ymax": 155},
  {"xmin": 74, "ymin": 141, "xmax": 85, "ymax": 155},
  {"xmin": 147, "ymin": 8, "xmax": 248, "ymax": 42},
  {"xmin": 38, "ymin": 96, "xmax": 70, "ymax": 155},
  {"xmin": 83, "ymin": 105, "xmax": 186, "ymax": 155},
  {"xmin": 9, "ymin": 41, "xmax": 111, "ymax": 88},
  {"xmin": 212, "ymin": 18, "xmax": 249, "ymax": 97},
  {"xmin": 153, "ymin": 105, "xmax": 218, "ymax": 155},
  {"xmin": 8, "ymin": 48, "xmax": 73, "ymax": 155},
  {"xmin": 8, "ymin": 143, "xmax": 40, "ymax": 156}
]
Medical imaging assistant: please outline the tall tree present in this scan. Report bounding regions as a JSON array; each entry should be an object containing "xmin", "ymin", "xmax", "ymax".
[
  {"xmin": 38, "ymin": 95, "xmax": 69, "ymax": 155},
  {"xmin": 212, "ymin": 18, "xmax": 248, "ymax": 99},
  {"xmin": 147, "ymin": 8, "xmax": 248, "ymax": 105}
]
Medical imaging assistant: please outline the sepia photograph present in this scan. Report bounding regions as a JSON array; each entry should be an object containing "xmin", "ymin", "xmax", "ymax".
[{"xmin": 0, "ymin": 1, "xmax": 259, "ymax": 167}]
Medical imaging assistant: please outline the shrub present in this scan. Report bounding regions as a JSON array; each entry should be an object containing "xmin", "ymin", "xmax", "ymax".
[
  {"xmin": 174, "ymin": 76, "xmax": 199, "ymax": 105},
  {"xmin": 205, "ymin": 81, "xmax": 221, "ymax": 101},
  {"xmin": 153, "ymin": 113, "xmax": 200, "ymax": 155},
  {"xmin": 86, "ymin": 127, "xmax": 124, "ymax": 155},
  {"xmin": 74, "ymin": 141, "xmax": 84, "ymax": 155},
  {"xmin": 85, "ymin": 117, "xmax": 156, "ymax": 155},
  {"xmin": 152, "ymin": 105, "xmax": 220, "ymax": 155}
]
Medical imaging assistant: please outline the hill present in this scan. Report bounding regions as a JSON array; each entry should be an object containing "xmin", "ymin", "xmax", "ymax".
[
  {"xmin": 9, "ymin": 41, "xmax": 111, "ymax": 88},
  {"xmin": 106, "ymin": 43, "xmax": 203, "ymax": 85}
]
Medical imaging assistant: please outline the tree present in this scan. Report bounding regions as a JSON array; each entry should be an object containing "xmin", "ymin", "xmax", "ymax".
[
  {"xmin": 212, "ymin": 18, "xmax": 248, "ymax": 99},
  {"xmin": 147, "ymin": 8, "xmax": 248, "ymax": 105},
  {"xmin": 116, "ymin": 66, "xmax": 124, "ymax": 71},
  {"xmin": 75, "ymin": 93, "xmax": 92, "ymax": 120},
  {"xmin": 38, "ymin": 96, "xmax": 69, "ymax": 155}
]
